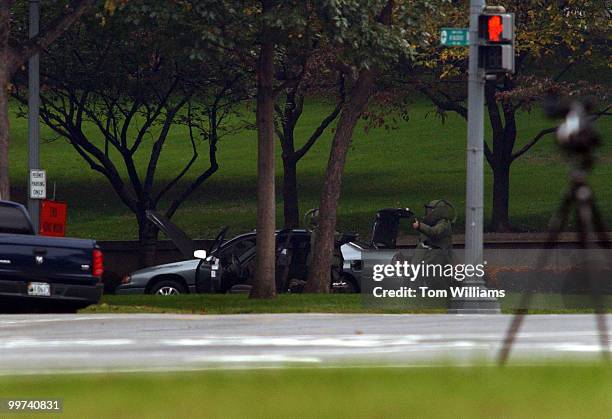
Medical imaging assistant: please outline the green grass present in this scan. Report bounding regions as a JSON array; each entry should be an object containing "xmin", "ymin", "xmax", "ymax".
[
  {"xmin": 8, "ymin": 99, "xmax": 612, "ymax": 241},
  {"xmin": 81, "ymin": 294, "xmax": 610, "ymax": 314},
  {"xmin": 1, "ymin": 366, "xmax": 611, "ymax": 418},
  {"xmin": 82, "ymin": 294, "xmax": 423, "ymax": 314}
]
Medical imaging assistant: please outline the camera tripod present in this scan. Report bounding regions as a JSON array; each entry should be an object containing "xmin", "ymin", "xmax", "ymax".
[{"xmin": 498, "ymin": 103, "xmax": 610, "ymax": 365}]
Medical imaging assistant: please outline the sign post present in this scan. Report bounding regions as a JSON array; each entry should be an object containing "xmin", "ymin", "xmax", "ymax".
[
  {"xmin": 446, "ymin": 0, "xmax": 501, "ymax": 313},
  {"xmin": 28, "ymin": 0, "xmax": 41, "ymax": 229}
]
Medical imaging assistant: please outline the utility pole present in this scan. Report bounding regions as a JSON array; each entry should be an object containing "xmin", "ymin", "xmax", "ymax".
[
  {"xmin": 28, "ymin": 0, "xmax": 41, "ymax": 231},
  {"xmin": 448, "ymin": 0, "xmax": 500, "ymax": 313}
]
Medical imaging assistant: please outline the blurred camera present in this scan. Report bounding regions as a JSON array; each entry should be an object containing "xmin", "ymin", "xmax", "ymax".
[{"xmin": 545, "ymin": 96, "xmax": 600, "ymax": 154}]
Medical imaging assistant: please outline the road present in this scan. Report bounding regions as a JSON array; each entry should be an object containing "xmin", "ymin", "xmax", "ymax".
[{"xmin": 0, "ymin": 314, "xmax": 610, "ymax": 374}]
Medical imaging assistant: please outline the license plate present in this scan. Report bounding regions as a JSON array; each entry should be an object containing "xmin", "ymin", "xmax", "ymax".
[{"xmin": 28, "ymin": 282, "xmax": 51, "ymax": 296}]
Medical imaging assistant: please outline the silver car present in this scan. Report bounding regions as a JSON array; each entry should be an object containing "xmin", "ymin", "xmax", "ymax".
[{"xmin": 117, "ymin": 208, "xmax": 412, "ymax": 295}]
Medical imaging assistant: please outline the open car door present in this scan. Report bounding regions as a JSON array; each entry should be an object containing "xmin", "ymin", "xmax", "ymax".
[
  {"xmin": 145, "ymin": 210, "xmax": 197, "ymax": 260},
  {"xmin": 371, "ymin": 208, "xmax": 414, "ymax": 249}
]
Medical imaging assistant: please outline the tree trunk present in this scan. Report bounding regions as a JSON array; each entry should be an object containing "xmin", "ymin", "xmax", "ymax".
[
  {"xmin": 491, "ymin": 162, "xmax": 511, "ymax": 232},
  {"xmin": 304, "ymin": 0, "xmax": 392, "ymax": 293},
  {"xmin": 304, "ymin": 70, "xmax": 375, "ymax": 293},
  {"xmin": 486, "ymin": 92, "xmax": 517, "ymax": 232},
  {"xmin": 137, "ymin": 213, "xmax": 159, "ymax": 268},
  {"xmin": 0, "ymin": 2, "xmax": 11, "ymax": 201},
  {"xmin": 282, "ymin": 156, "xmax": 300, "ymax": 228},
  {"xmin": 250, "ymin": 0, "xmax": 277, "ymax": 299}
]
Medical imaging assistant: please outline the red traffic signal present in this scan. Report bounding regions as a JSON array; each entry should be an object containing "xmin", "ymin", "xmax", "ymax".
[
  {"xmin": 478, "ymin": 13, "xmax": 513, "ymax": 44},
  {"xmin": 487, "ymin": 15, "xmax": 503, "ymax": 42},
  {"xmin": 478, "ymin": 11, "xmax": 515, "ymax": 74}
]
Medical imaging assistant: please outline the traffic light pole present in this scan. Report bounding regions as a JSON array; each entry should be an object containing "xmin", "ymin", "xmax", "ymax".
[
  {"xmin": 28, "ymin": 0, "xmax": 41, "ymax": 231},
  {"xmin": 448, "ymin": 0, "xmax": 500, "ymax": 313},
  {"xmin": 465, "ymin": 0, "xmax": 485, "ymax": 276}
]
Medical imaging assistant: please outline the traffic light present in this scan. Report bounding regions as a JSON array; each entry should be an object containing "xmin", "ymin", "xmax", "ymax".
[{"xmin": 478, "ymin": 9, "xmax": 514, "ymax": 74}]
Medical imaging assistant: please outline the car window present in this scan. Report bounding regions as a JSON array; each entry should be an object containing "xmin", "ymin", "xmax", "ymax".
[
  {"xmin": 0, "ymin": 205, "xmax": 34, "ymax": 235},
  {"xmin": 220, "ymin": 238, "xmax": 256, "ymax": 260},
  {"xmin": 233, "ymin": 239, "xmax": 256, "ymax": 259},
  {"xmin": 238, "ymin": 245, "xmax": 257, "ymax": 264}
]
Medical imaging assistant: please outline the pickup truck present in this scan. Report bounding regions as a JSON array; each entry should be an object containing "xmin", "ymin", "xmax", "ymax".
[{"xmin": 0, "ymin": 200, "xmax": 103, "ymax": 312}]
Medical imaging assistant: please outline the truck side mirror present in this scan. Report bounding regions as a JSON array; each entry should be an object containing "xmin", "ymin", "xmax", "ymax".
[{"xmin": 193, "ymin": 250, "xmax": 207, "ymax": 260}]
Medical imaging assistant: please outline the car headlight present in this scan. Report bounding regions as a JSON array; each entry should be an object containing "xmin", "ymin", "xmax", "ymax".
[{"xmin": 121, "ymin": 275, "xmax": 132, "ymax": 285}]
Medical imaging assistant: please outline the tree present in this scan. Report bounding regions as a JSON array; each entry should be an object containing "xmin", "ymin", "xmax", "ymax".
[
  {"xmin": 274, "ymin": 36, "xmax": 345, "ymax": 228},
  {"xmin": 13, "ymin": 3, "xmax": 248, "ymax": 266},
  {"xmin": 250, "ymin": 0, "xmax": 277, "ymax": 298},
  {"xmin": 304, "ymin": 69, "xmax": 377, "ymax": 293},
  {"xmin": 188, "ymin": 0, "xmax": 290, "ymax": 298},
  {"xmin": 0, "ymin": 0, "xmax": 97, "ymax": 200},
  {"xmin": 185, "ymin": 0, "xmax": 305, "ymax": 298},
  {"xmin": 402, "ymin": 0, "xmax": 611, "ymax": 231},
  {"xmin": 305, "ymin": 0, "xmax": 420, "ymax": 292},
  {"xmin": 185, "ymin": 0, "xmax": 320, "ymax": 298}
]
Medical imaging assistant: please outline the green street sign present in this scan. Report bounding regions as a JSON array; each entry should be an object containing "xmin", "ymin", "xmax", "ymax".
[{"xmin": 440, "ymin": 28, "xmax": 469, "ymax": 46}]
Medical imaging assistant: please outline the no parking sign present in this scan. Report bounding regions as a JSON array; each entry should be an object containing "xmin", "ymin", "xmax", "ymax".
[{"xmin": 39, "ymin": 200, "xmax": 67, "ymax": 237}]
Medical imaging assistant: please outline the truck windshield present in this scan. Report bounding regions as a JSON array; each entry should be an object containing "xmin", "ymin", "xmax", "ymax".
[{"xmin": 0, "ymin": 205, "xmax": 34, "ymax": 235}]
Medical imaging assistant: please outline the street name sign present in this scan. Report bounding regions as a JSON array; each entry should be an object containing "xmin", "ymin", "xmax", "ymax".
[
  {"xmin": 29, "ymin": 169, "xmax": 46, "ymax": 199},
  {"xmin": 440, "ymin": 28, "xmax": 469, "ymax": 46}
]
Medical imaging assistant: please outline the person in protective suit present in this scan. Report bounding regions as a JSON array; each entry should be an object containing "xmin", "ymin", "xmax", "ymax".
[
  {"xmin": 410, "ymin": 199, "xmax": 456, "ymax": 289},
  {"xmin": 299, "ymin": 209, "xmax": 344, "ymax": 292}
]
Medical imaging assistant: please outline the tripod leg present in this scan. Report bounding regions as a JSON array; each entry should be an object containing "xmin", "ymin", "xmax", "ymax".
[
  {"xmin": 589, "ymin": 199, "xmax": 611, "ymax": 245},
  {"xmin": 498, "ymin": 192, "xmax": 574, "ymax": 365},
  {"xmin": 595, "ymin": 309, "xmax": 610, "ymax": 362},
  {"xmin": 498, "ymin": 308, "xmax": 527, "ymax": 365},
  {"xmin": 586, "ymin": 201, "xmax": 610, "ymax": 362}
]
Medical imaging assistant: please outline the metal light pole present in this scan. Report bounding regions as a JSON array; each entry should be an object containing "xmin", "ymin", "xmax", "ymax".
[
  {"xmin": 28, "ymin": 0, "xmax": 41, "ymax": 230},
  {"xmin": 448, "ymin": 0, "xmax": 500, "ymax": 313}
]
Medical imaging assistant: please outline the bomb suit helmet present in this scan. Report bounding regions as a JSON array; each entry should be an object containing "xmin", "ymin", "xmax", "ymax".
[{"xmin": 423, "ymin": 199, "xmax": 456, "ymax": 225}]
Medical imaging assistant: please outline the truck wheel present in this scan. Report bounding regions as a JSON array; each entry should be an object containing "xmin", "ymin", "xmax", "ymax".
[{"xmin": 150, "ymin": 280, "xmax": 186, "ymax": 296}]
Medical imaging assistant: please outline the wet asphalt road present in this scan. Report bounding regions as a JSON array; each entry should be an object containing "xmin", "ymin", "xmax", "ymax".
[{"xmin": 0, "ymin": 313, "xmax": 610, "ymax": 374}]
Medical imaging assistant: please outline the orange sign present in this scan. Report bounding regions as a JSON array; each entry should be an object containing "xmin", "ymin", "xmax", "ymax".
[{"xmin": 39, "ymin": 200, "xmax": 67, "ymax": 237}]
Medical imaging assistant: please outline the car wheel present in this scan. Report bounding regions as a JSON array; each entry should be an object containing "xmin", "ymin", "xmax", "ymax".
[{"xmin": 150, "ymin": 280, "xmax": 186, "ymax": 296}]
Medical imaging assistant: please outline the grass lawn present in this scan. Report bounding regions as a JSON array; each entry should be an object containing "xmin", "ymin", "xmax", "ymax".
[
  {"xmin": 1, "ymin": 366, "xmax": 611, "ymax": 418},
  {"xmin": 7, "ymin": 98, "xmax": 612, "ymax": 241},
  {"xmin": 82, "ymin": 294, "xmax": 410, "ymax": 314},
  {"xmin": 81, "ymin": 294, "xmax": 609, "ymax": 314}
]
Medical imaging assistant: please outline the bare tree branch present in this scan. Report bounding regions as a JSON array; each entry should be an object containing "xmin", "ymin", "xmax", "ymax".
[
  {"xmin": 294, "ymin": 99, "xmax": 343, "ymax": 162},
  {"xmin": 10, "ymin": 0, "xmax": 97, "ymax": 74},
  {"xmin": 292, "ymin": 74, "xmax": 345, "ymax": 162},
  {"xmin": 154, "ymin": 103, "xmax": 200, "ymax": 204},
  {"xmin": 143, "ymin": 95, "xmax": 191, "ymax": 196},
  {"xmin": 510, "ymin": 127, "xmax": 556, "ymax": 161},
  {"xmin": 417, "ymin": 84, "xmax": 467, "ymax": 120}
]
